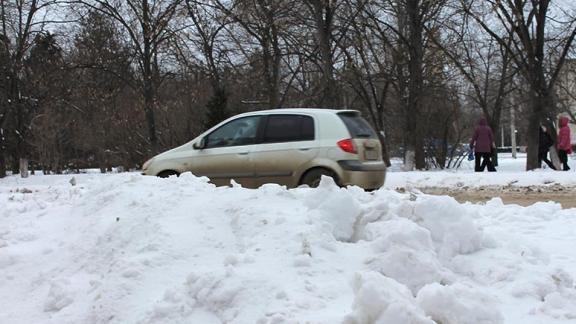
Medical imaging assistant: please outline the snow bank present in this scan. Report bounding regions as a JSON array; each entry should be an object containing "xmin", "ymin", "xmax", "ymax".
[
  {"xmin": 406, "ymin": 195, "xmax": 484, "ymax": 259},
  {"xmin": 417, "ymin": 283, "xmax": 503, "ymax": 324},
  {"xmin": 1, "ymin": 171, "xmax": 576, "ymax": 323},
  {"xmin": 303, "ymin": 176, "xmax": 362, "ymax": 242},
  {"xmin": 344, "ymin": 271, "xmax": 433, "ymax": 324}
]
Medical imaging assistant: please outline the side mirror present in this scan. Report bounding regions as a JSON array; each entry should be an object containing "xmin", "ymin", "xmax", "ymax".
[{"xmin": 193, "ymin": 137, "xmax": 206, "ymax": 150}]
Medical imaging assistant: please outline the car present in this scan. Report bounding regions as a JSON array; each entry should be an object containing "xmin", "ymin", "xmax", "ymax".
[{"xmin": 142, "ymin": 108, "xmax": 386, "ymax": 189}]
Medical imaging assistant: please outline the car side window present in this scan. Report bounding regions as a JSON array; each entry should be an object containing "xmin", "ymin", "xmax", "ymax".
[
  {"xmin": 205, "ymin": 116, "xmax": 261, "ymax": 148},
  {"xmin": 262, "ymin": 115, "xmax": 315, "ymax": 143}
]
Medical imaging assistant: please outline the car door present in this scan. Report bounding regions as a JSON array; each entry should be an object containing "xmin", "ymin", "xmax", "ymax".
[
  {"xmin": 189, "ymin": 115, "xmax": 262, "ymax": 187},
  {"xmin": 251, "ymin": 114, "xmax": 318, "ymax": 187}
]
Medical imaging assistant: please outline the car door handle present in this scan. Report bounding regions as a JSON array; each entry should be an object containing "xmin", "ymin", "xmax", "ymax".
[
  {"xmin": 238, "ymin": 152, "xmax": 249, "ymax": 155},
  {"xmin": 299, "ymin": 148, "xmax": 311, "ymax": 151}
]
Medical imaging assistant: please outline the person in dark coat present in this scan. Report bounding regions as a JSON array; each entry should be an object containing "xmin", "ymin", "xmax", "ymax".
[
  {"xmin": 557, "ymin": 116, "xmax": 572, "ymax": 171},
  {"xmin": 470, "ymin": 118, "xmax": 496, "ymax": 172},
  {"xmin": 538, "ymin": 125, "xmax": 556, "ymax": 170}
]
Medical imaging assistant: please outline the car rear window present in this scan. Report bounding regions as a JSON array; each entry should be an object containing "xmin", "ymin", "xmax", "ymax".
[
  {"xmin": 262, "ymin": 115, "xmax": 315, "ymax": 143},
  {"xmin": 338, "ymin": 112, "xmax": 376, "ymax": 138}
]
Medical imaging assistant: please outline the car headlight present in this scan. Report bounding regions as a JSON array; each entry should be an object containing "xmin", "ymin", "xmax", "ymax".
[{"xmin": 142, "ymin": 158, "xmax": 155, "ymax": 171}]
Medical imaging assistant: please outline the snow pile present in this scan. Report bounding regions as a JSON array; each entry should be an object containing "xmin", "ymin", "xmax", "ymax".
[
  {"xmin": 1, "ymin": 172, "xmax": 576, "ymax": 323},
  {"xmin": 303, "ymin": 176, "xmax": 362, "ymax": 242},
  {"xmin": 417, "ymin": 283, "xmax": 503, "ymax": 324},
  {"xmin": 344, "ymin": 271, "xmax": 433, "ymax": 324},
  {"xmin": 407, "ymin": 195, "xmax": 484, "ymax": 258}
]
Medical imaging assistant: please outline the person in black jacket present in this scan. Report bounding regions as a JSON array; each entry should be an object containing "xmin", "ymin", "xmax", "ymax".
[{"xmin": 539, "ymin": 125, "xmax": 556, "ymax": 170}]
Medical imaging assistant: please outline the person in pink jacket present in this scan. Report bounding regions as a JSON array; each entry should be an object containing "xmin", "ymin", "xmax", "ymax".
[
  {"xmin": 470, "ymin": 118, "xmax": 496, "ymax": 172},
  {"xmin": 557, "ymin": 116, "xmax": 572, "ymax": 171}
]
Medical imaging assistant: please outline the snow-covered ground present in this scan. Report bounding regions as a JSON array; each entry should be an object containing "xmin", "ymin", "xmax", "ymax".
[
  {"xmin": 1, "ymin": 153, "xmax": 576, "ymax": 323},
  {"xmin": 386, "ymin": 153, "xmax": 576, "ymax": 189}
]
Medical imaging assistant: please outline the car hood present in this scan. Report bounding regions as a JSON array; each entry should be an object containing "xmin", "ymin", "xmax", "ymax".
[{"xmin": 153, "ymin": 141, "xmax": 193, "ymax": 160}]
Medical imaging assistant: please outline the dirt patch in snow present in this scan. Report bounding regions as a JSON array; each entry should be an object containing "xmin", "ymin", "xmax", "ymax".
[{"xmin": 399, "ymin": 185, "xmax": 576, "ymax": 209}]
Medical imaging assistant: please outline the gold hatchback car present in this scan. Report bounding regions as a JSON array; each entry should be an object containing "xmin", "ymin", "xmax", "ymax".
[{"xmin": 142, "ymin": 109, "xmax": 386, "ymax": 189}]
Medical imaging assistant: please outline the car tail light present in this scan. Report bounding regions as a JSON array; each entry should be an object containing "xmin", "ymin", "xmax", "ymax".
[{"xmin": 337, "ymin": 139, "xmax": 357, "ymax": 154}]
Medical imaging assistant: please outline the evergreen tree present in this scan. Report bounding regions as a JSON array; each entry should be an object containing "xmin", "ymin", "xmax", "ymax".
[{"xmin": 70, "ymin": 10, "xmax": 133, "ymax": 172}]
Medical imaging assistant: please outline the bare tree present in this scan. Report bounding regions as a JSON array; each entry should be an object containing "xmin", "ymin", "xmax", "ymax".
[
  {"xmin": 75, "ymin": 0, "xmax": 183, "ymax": 155},
  {"xmin": 336, "ymin": 0, "xmax": 395, "ymax": 166},
  {"xmin": 429, "ymin": 15, "xmax": 517, "ymax": 155},
  {"xmin": 460, "ymin": 0, "xmax": 576, "ymax": 170},
  {"xmin": 181, "ymin": 0, "xmax": 231, "ymax": 127},
  {"xmin": 212, "ymin": 0, "xmax": 298, "ymax": 109},
  {"xmin": 556, "ymin": 59, "xmax": 576, "ymax": 122},
  {"xmin": 0, "ymin": 0, "xmax": 69, "ymax": 177},
  {"xmin": 360, "ymin": 0, "xmax": 447, "ymax": 169},
  {"xmin": 301, "ymin": 0, "xmax": 340, "ymax": 107},
  {"xmin": 69, "ymin": 10, "xmax": 134, "ymax": 172}
]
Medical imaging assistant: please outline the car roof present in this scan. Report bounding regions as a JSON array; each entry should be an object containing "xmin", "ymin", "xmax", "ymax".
[{"xmin": 237, "ymin": 108, "xmax": 359, "ymax": 117}]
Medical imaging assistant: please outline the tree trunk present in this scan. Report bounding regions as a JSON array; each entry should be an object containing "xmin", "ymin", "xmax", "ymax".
[
  {"xmin": 312, "ymin": 1, "xmax": 337, "ymax": 108},
  {"xmin": 488, "ymin": 117, "xmax": 500, "ymax": 167},
  {"xmin": 0, "ymin": 147, "xmax": 5, "ymax": 178},
  {"xmin": 0, "ymin": 108, "xmax": 6, "ymax": 177},
  {"xmin": 0, "ymin": 125, "xmax": 5, "ymax": 177},
  {"xmin": 98, "ymin": 148, "xmax": 106, "ymax": 173},
  {"xmin": 406, "ymin": 0, "xmax": 425, "ymax": 170},
  {"xmin": 142, "ymin": 0, "xmax": 158, "ymax": 154},
  {"xmin": 376, "ymin": 96, "xmax": 391, "ymax": 167},
  {"xmin": 526, "ymin": 111, "xmax": 541, "ymax": 171},
  {"xmin": 271, "ymin": 25, "xmax": 282, "ymax": 108},
  {"xmin": 377, "ymin": 131, "xmax": 391, "ymax": 167},
  {"xmin": 143, "ymin": 83, "xmax": 158, "ymax": 154},
  {"xmin": 260, "ymin": 33, "xmax": 281, "ymax": 109},
  {"xmin": 19, "ymin": 158, "xmax": 28, "ymax": 178},
  {"xmin": 510, "ymin": 105, "xmax": 517, "ymax": 158},
  {"xmin": 11, "ymin": 151, "xmax": 19, "ymax": 174},
  {"xmin": 261, "ymin": 38, "xmax": 279, "ymax": 109},
  {"xmin": 526, "ymin": 90, "xmax": 551, "ymax": 170},
  {"xmin": 204, "ymin": 87, "xmax": 229, "ymax": 128}
]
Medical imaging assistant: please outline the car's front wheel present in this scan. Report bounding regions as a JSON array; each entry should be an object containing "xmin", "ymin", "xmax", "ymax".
[{"xmin": 157, "ymin": 170, "xmax": 179, "ymax": 178}]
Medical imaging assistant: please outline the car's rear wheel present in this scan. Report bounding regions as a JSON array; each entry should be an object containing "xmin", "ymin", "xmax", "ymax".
[
  {"xmin": 300, "ymin": 168, "xmax": 338, "ymax": 188},
  {"xmin": 157, "ymin": 170, "xmax": 179, "ymax": 178}
]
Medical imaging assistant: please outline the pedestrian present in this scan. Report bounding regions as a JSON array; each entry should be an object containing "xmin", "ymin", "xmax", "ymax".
[
  {"xmin": 557, "ymin": 116, "xmax": 572, "ymax": 171},
  {"xmin": 470, "ymin": 118, "xmax": 496, "ymax": 172},
  {"xmin": 538, "ymin": 125, "xmax": 556, "ymax": 170}
]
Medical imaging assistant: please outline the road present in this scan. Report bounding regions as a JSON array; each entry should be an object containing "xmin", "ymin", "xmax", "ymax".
[{"xmin": 417, "ymin": 185, "xmax": 576, "ymax": 209}]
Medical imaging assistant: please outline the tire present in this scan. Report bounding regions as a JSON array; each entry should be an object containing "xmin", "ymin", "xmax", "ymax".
[
  {"xmin": 157, "ymin": 170, "xmax": 179, "ymax": 178},
  {"xmin": 299, "ymin": 168, "xmax": 338, "ymax": 188}
]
